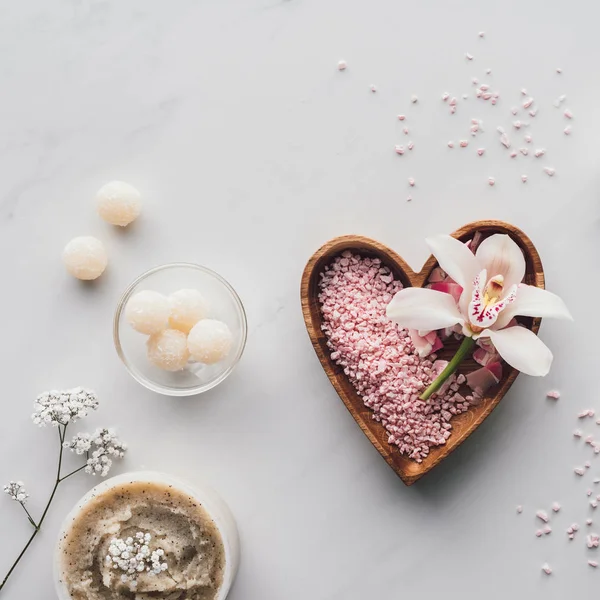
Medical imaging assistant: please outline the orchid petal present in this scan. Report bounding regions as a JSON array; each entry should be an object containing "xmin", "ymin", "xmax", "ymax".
[
  {"xmin": 475, "ymin": 234, "xmax": 526, "ymax": 290},
  {"xmin": 481, "ymin": 327, "xmax": 553, "ymax": 376},
  {"xmin": 386, "ymin": 288, "xmax": 464, "ymax": 331},
  {"xmin": 493, "ymin": 284, "xmax": 573, "ymax": 329},
  {"xmin": 426, "ymin": 235, "xmax": 480, "ymax": 291},
  {"xmin": 468, "ymin": 269, "xmax": 518, "ymax": 328}
]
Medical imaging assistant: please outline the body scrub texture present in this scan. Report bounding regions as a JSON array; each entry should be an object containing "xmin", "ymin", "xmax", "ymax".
[{"xmin": 58, "ymin": 481, "xmax": 225, "ymax": 600}]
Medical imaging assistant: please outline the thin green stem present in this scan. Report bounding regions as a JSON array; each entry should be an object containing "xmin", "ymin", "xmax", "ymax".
[
  {"xmin": 1, "ymin": 425, "xmax": 68, "ymax": 592},
  {"xmin": 18, "ymin": 503, "xmax": 38, "ymax": 530},
  {"xmin": 420, "ymin": 336, "xmax": 476, "ymax": 401},
  {"xmin": 59, "ymin": 463, "xmax": 87, "ymax": 482}
]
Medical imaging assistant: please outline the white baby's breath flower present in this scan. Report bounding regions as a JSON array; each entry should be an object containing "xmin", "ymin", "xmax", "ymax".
[
  {"xmin": 3, "ymin": 481, "xmax": 29, "ymax": 503},
  {"xmin": 106, "ymin": 532, "xmax": 167, "ymax": 585},
  {"xmin": 32, "ymin": 388, "xmax": 98, "ymax": 427},
  {"xmin": 80, "ymin": 428, "xmax": 127, "ymax": 477}
]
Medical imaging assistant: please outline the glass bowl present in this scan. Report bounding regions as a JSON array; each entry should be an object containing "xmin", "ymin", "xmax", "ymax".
[
  {"xmin": 54, "ymin": 471, "xmax": 240, "ymax": 600},
  {"xmin": 114, "ymin": 263, "xmax": 247, "ymax": 396}
]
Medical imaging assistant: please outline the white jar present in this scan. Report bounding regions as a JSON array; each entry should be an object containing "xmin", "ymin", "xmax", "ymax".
[{"xmin": 54, "ymin": 471, "xmax": 240, "ymax": 600}]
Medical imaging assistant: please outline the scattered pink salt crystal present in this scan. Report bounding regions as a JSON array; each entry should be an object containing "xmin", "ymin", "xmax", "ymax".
[
  {"xmin": 564, "ymin": 109, "xmax": 573, "ymax": 119},
  {"xmin": 546, "ymin": 390, "xmax": 560, "ymax": 399},
  {"xmin": 586, "ymin": 461, "xmax": 592, "ymax": 469},
  {"xmin": 510, "ymin": 150, "xmax": 517, "ymax": 158},
  {"xmin": 534, "ymin": 149, "xmax": 546, "ymax": 157},
  {"xmin": 513, "ymin": 121, "xmax": 522, "ymax": 129},
  {"xmin": 541, "ymin": 563, "xmax": 552, "ymax": 575},
  {"xmin": 594, "ymin": 478, "xmax": 600, "ymax": 484},
  {"xmin": 370, "ymin": 84, "xmax": 377, "ymax": 92},
  {"xmin": 521, "ymin": 175, "xmax": 528, "ymax": 183},
  {"xmin": 395, "ymin": 145, "xmax": 405, "ymax": 155},
  {"xmin": 519, "ymin": 148, "xmax": 529, "ymax": 156},
  {"xmin": 457, "ymin": 374, "xmax": 466, "ymax": 385},
  {"xmin": 556, "ymin": 67, "xmax": 562, "ymax": 74},
  {"xmin": 552, "ymin": 502, "xmax": 561, "ymax": 512},
  {"xmin": 589, "ymin": 561, "xmax": 598, "ymax": 568},
  {"xmin": 543, "ymin": 526, "xmax": 552, "ymax": 535},
  {"xmin": 564, "ymin": 126, "xmax": 572, "ymax": 135},
  {"xmin": 485, "ymin": 68, "xmax": 491, "ymax": 74},
  {"xmin": 525, "ymin": 134, "xmax": 532, "ymax": 143},
  {"xmin": 535, "ymin": 530, "xmax": 543, "ymax": 537},
  {"xmin": 568, "ymin": 533, "xmax": 575, "ymax": 540},
  {"xmin": 588, "ymin": 519, "xmax": 594, "ymax": 526},
  {"xmin": 460, "ymin": 140, "xmax": 469, "ymax": 147},
  {"xmin": 480, "ymin": 84, "xmax": 490, "ymax": 91},
  {"xmin": 587, "ymin": 533, "xmax": 600, "ymax": 548},
  {"xmin": 408, "ymin": 141, "xmax": 414, "ymax": 150},
  {"xmin": 578, "ymin": 410, "xmax": 591, "ymax": 418},
  {"xmin": 406, "ymin": 195, "xmax": 412, "ymax": 202},
  {"xmin": 575, "ymin": 467, "xmax": 586, "ymax": 476},
  {"xmin": 590, "ymin": 410, "xmax": 596, "ymax": 417},
  {"xmin": 478, "ymin": 31, "xmax": 485, "ymax": 38},
  {"xmin": 472, "ymin": 77, "xmax": 479, "ymax": 85},
  {"xmin": 500, "ymin": 133, "xmax": 511, "ymax": 148},
  {"xmin": 511, "ymin": 107, "xmax": 518, "ymax": 115},
  {"xmin": 529, "ymin": 109, "xmax": 538, "ymax": 117},
  {"xmin": 543, "ymin": 166, "xmax": 556, "ymax": 177},
  {"xmin": 337, "ymin": 60, "xmax": 347, "ymax": 71},
  {"xmin": 589, "ymin": 490, "xmax": 593, "ymax": 497},
  {"xmin": 536, "ymin": 510, "xmax": 549, "ymax": 523},
  {"xmin": 482, "ymin": 93, "xmax": 492, "ymax": 100},
  {"xmin": 477, "ymin": 148, "xmax": 485, "ymax": 156},
  {"xmin": 488, "ymin": 177, "xmax": 495, "ymax": 186},
  {"xmin": 448, "ymin": 141, "xmax": 454, "ymax": 148},
  {"xmin": 450, "ymin": 106, "xmax": 456, "ymax": 114},
  {"xmin": 572, "ymin": 523, "xmax": 580, "ymax": 532},
  {"xmin": 523, "ymin": 98, "xmax": 534, "ymax": 109},
  {"xmin": 574, "ymin": 429, "xmax": 582, "ymax": 437},
  {"xmin": 408, "ymin": 177, "xmax": 415, "ymax": 187},
  {"xmin": 516, "ymin": 505, "xmax": 523, "ymax": 514},
  {"xmin": 411, "ymin": 94, "xmax": 418, "ymax": 103},
  {"xmin": 592, "ymin": 500, "xmax": 599, "ymax": 509},
  {"xmin": 554, "ymin": 94, "xmax": 566, "ymax": 107},
  {"xmin": 442, "ymin": 92, "xmax": 450, "ymax": 101},
  {"xmin": 521, "ymin": 88, "xmax": 527, "ymax": 95},
  {"xmin": 466, "ymin": 53, "xmax": 474, "ymax": 60},
  {"xmin": 449, "ymin": 97, "xmax": 457, "ymax": 106},
  {"xmin": 398, "ymin": 114, "xmax": 406, "ymax": 121}
]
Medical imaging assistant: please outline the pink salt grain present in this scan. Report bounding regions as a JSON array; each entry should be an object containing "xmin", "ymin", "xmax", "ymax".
[
  {"xmin": 544, "ymin": 167, "xmax": 556, "ymax": 177},
  {"xmin": 575, "ymin": 467, "xmax": 586, "ymax": 476},
  {"xmin": 552, "ymin": 502, "xmax": 561, "ymax": 512},
  {"xmin": 477, "ymin": 148, "xmax": 485, "ymax": 156},
  {"xmin": 398, "ymin": 114, "xmax": 406, "ymax": 121},
  {"xmin": 589, "ymin": 561, "xmax": 598, "ymax": 568},
  {"xmin": 574, "ymin": 429, "xmax": 582, "ymax": 437},
  {"xmin": 403, "ymin": 127, "xmax": 409, "ymax": 135},
  {"xmin": 525, "ymin": 134, "xmax": 532, "ymax": 143},
  {"xmin": 534, "ymin": 149, "xmax": 545, "ymax": 158},
  {"xmin": 541, "ymin": 563, "xmax": 552, "ymax": 575},
  {"xmin": 521, "ymin": 175, "xmax": 528, "ymax": 183},
  {"xmin": 546, "ymin": 390, "xmax": 560, "ymax": 399},
  {"xmin": 536, "ymin": 510, "xmax": 549, "ymax": 523},
  {"xmin": 395, "ymin": 145, "xmax": 405, "ymax": 155},
  {"xmin": 535, "ymin": 530, "xmax": 543, "ymax": 538},
  {"xmin": 466, "ymin": 53, "xmax": 473, "ymax": 60},
  {"xmin": 564, "ymin": 126, "xmax": 572, "ymax": 135},
  {"xmin": 408, "ymin": 177, "xmax": 415, "ymax": 187},
  {"xmin": 448, "ymin": 141, "xmax": 455, "ymax": 148},
  {"xmin": 442, "ymin": 92, "xmax": 450, "ymax": 101},
  {"xmin": 564, "ymin": 109, "xmax": 573, "ymax": 119},
  {"xmin": 488, "ymin": 177, "xmax": 495, "ymax": 186},
  {"xmin": 588, "ymin": 519, "xmax": 594, "ymax": 526},
  {"xmin": 408, "ymin": 141, "xmax": 414, "ymax": 151},
  {"xmin": 460, "ymin": 140, "xmax": 469, "ymax": 147},
  {"xmin": 318, "ymin": 253, "xmax": 474, "ymax": 462},
  {"xmin": 516, "ymin": 505, "xmax": 523, "ymax": 514}
]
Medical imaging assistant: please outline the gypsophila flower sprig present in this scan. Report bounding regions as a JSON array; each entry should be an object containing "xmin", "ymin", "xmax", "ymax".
[
  {"xmin": 1, "ymin": 388, "xmax": 127, "ymax": 593},
  {"xmin": 106, "ymin": 532, "xmax": 168, "ymax": 589}
]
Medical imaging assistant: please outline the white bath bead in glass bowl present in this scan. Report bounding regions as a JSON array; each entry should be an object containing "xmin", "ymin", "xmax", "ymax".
[
  {"xmin": 147, "ymin": 329, "xmax": 190, "ymax": 371},
  {"xmin": 125, "ymin": 290, "xmax": 170, "ymax": 335},
  {"xmin": 62, "ymin": 236, "xmax": 108, "ymax": 280},
  {"xmin": 188, "ymin": 320, "xmax": 233, "ymax": 364},
  {"xmin": 114, "ymin": 264, "xmax": 247, "ymax": 396},
  {"xmin": 96, "ymin": 181, "xmax": 142, "ymax": 227},
  {"xmin": 169, "ymin": 289, "xmax": 210, "ymax": 333}
]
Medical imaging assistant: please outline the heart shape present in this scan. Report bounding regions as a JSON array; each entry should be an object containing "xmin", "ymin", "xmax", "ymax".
[{"xmin": 301, "ymin": 220, "xmax": 544, "ymax": 485}]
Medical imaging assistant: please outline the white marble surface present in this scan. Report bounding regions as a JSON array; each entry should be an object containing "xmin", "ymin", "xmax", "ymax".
[{"xmin": 0, "ymin": 0, "xmax": 598, "ymax": 598}]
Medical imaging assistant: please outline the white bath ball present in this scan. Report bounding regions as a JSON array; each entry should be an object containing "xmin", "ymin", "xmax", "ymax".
[
  {"xmin": 187, "ymin": 319, "xmax": 233, "ymax": 364},
  {"xmin": 125, "ymin": 290, "xmax": 170, "ymax": 334},
  {"xmin": 168, "ymin": 289, "xmax": 210, "ymax": 333},
  {"xmin": 147, "ymin": 329, "xmax": 190, "ymax": 371},
  {"xmin": 62, "ymin": 236, "xmax": 108, "ymax": 280},
  {"xmin": 96, "ymin": 181, "xmax": 142, "ymax": 226}
]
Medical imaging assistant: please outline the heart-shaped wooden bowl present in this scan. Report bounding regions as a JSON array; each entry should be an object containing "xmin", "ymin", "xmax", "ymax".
[{"xmin": 301, "ymin": 220, "xmax": 544, "ymax": 485}]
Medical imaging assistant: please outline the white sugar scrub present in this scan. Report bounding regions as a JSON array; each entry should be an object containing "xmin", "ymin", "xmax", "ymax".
[
  {"xmin": 114, "ymin": 264, "xmax": 247, "ymax": 396},
  {"xmin": 147, "ymin": 329, "xmax": 190, "ymax": 371},
  {"xmin": 62, "ymin": 236, "xmax": 108, "ymax": 280},
  {"xmin": 126, "ymin": 290, "xmax": 171, "ymax": 335},
  {"xmin": 169, "ymin": 288, "xmax": 210, "ymax": 333},
  {"xmin": 188, "ymin": 319, "xmax": 233, "ymax": 364},
  {"xmin": 96, "ymin": 180, "xmax": 142, "ymax": 226}
]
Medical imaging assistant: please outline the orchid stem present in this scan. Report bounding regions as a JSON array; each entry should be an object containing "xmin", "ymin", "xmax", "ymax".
[{"xmin": 420, "ymin": 336, "xmax": 476, "ymax": 401}]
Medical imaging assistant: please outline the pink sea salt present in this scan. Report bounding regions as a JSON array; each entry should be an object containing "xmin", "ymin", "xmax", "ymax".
[
  {"xmin": 319, "ymin": 252, "xmax": 473, "ymax": 462},
  {"xmin": 546, "ymin": 390, "xmax": 560, "ymax": 399}
]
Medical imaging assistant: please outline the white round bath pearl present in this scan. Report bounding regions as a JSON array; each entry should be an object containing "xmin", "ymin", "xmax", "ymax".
[
  {"xmin": 96, "ymin": 181, "xmax": 142, "ymax": 227},
  {"xmin": 168, "ymin": 289, "xmax": 210, "ymax": 333},
  {"xmin": 62, "ymin": 236, "xmax": 108, "ymax": 280},
  {"xmin": 125, "ymin": 290, "xmax": 170, "ymax": 335},
  {"xmin": 147, "ymin": 329, "xmax": 190, "ymax": 371},
  {"xmin": 187, "ymin": 319, "xmax": 233, "ymax": 364}
]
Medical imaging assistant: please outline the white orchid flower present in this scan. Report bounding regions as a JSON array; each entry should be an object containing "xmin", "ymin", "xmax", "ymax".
[{"xmin": 386, "ymin": 234, "xmax": 572, "ymax": 388}]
